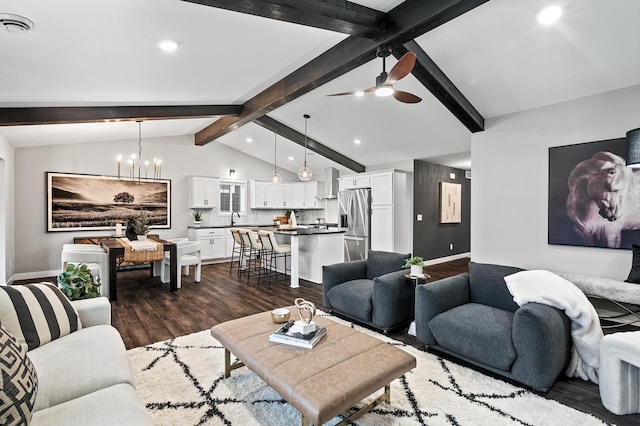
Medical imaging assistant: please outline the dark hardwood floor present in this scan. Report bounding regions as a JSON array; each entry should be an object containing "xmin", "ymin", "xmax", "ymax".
[{"xmin": 19, "ymin": 257, "xmax": 637, "ymax": 425}]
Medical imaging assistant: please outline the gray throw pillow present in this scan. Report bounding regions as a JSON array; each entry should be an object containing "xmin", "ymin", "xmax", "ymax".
[{"xmin": 625, "ymin": 244, "xmax": 640, "ymax": 283}]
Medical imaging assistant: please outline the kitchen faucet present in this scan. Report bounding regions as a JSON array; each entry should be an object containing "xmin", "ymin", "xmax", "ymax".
[{"xmin": 231, "ymin": 210, "xmax": 240, "ymax": 226}]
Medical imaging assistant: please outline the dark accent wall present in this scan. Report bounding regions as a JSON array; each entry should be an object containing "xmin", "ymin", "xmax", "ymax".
[{"xmin": 413, "ymin": 160, "xmax": 470, "ymax": 260}]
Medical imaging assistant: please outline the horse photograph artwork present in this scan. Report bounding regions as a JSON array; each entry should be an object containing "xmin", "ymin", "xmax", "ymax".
[{"xmin": 549, "ymin": 138, "xmax": 640, "ymax": 249}]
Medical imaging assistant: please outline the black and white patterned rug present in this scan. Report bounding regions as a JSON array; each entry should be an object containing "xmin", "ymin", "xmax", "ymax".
[{"xmin": 128, "ymin": 313, "xmax": 608, "ymax": 425}]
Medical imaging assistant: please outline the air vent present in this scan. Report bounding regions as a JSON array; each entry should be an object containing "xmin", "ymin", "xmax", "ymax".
[{"xmin": 0, "ymin": 14, "xmax": 33, "ymax": 34}]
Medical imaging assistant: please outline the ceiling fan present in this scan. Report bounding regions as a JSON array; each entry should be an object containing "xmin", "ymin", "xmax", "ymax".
[{"xmin": 327, "ymin": 45, "xmax": 422, "ymax": 104}]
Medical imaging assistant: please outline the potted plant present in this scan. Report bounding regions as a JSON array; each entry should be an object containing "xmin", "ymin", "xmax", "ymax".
[
  {"xmin": 192, "ymin": 210, "xmax": 203, "ymax": 226},
  {"xmin": 404, "ymin": 256, "xmax": 424, "ymax": 276},
  {"xmin": 57, "ymin": 263, "xmax": 101, "ymax": 300},
  {"xmin": 284, "ymin": 209, "xmax": 292, "ymax": 224},
  {"xmin": 132, "ymin": 209, "xmax": 150, "ymax": 240}
]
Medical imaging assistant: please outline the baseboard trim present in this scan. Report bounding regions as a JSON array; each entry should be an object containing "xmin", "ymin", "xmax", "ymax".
[
  {"xmin": 14, "ymin": 270, "xmax": 60, "ymax": 282},
  {"xmin": 424, "ymin": 252, "xmax": 470, "ymax": 266}
]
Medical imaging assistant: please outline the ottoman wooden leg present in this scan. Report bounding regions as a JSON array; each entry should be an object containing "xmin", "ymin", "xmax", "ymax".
[{"xmin": 223, "ymin": 348, "xmax": 244, "ymax": 378}]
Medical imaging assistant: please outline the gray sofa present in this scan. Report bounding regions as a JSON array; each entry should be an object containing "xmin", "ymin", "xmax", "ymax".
[
  {"xmin": 415, "ymin": 262, "xmax": 572, "ymax": 392},
  {"xmin": 29, "ymin": 297, "xmax": 153, "ymax": 426},
  {"xmin": 322, "ymin": 250, "xmax": 412, "ymax": 333}
]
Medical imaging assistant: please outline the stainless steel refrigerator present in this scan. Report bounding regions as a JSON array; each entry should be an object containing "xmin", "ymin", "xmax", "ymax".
[{"xmin": 339, "ymin": 188, "xmax": 371, "ymax": 261}]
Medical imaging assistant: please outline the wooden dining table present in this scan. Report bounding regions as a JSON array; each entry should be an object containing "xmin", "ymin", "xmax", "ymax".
[{"xmin": 74, "ymin": 235, "xmax": 177, "ymax": 301}]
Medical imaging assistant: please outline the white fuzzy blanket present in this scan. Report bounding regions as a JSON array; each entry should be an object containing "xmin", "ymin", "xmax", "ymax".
[{"xmin": 504, "ymin": 270, "xmax": 603, "ymax": 384}]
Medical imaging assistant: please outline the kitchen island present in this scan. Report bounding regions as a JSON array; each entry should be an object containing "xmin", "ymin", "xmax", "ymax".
[{"xmin": 273, "ymin": 227, "xmax": 345, "ymax": 288}]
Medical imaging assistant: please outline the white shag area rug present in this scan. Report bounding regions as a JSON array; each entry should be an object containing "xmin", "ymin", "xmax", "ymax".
[{"xmin": 128, "ymin": 313, "xmax": 609, "ymax": 426}]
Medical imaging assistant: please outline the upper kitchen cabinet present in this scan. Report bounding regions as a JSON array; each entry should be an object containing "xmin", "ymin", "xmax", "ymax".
[
  {"xmin": 190, "ymin": 176, "xmax": 218, "ymax": 208},
  {"xmin": 339, "ymin": 174, "xmax": 370, "ymax": 190},
  {"xmin": 249, "ymin": 180, "xmax": 275, "ymax": 208},
  {"xmin": 250, "ymin": 180, "xmax": 320, "ymax": 209}
]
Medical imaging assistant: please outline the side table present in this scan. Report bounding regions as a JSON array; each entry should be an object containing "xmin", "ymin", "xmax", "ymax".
[{"xmin": 405, "ymin": 273, "xmax": 431, "ymax": 336}]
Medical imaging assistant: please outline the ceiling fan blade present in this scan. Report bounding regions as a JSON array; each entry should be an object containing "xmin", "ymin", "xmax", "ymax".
[
  {"xmin": 393, "ymin": 90, "xmax": 422, "ymax": 104},
  {"xmin": 386, "ymin": 52, "xmax": 416, "ymax": 84},
  {"xmin": 363, "ymin": 86, "xmax": 377, "ymax": 93},
  {"xmin": 326, "ymin": 91, "xmax": 356, "ymax": 97}
]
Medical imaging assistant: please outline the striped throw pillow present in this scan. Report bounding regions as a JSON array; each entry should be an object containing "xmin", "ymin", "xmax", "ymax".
[{"xmin": 0, "ymin": 283, "xmax": 82, "ymax": 351}]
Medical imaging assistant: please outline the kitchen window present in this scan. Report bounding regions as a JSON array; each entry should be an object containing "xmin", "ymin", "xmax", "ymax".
[{"xmin": 219, "ymin": 180, "xmax": 245, "ymax": 214}]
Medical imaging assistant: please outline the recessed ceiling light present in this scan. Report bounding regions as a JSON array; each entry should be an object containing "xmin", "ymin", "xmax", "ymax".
[
  {"xmin": 288, "ymin": 156, "xmax": 294, "ymax": 161},
  {"xmin": 245, "ymin": 137, "xmax": 253, "ymax": 143},
  {"xmin": 0, "ymin": 13, "xmax": 33, "ymax": 34},
  {"xmin": 354, "ymin": 139, "xmax": 362, "ymax": 144},
  {"xmin": 157, "ymin": 39, "xmax": 179, "ymax": 52},
  {"xmin": 354, "ymin": 91, "xmax": 365, "ymax": 97},
  {"xmin": 537, "ymin": 6, "xmax": 562, "ymax": 25}
]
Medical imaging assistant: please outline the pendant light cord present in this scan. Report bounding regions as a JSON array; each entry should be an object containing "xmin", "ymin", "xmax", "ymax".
[
  {"xmin": 303, "ymin": 114, "xmax": 310, "ymax": 166},
  {"xmin": 137, "ymin": 121, "xmax": 142, "ymax": 181},
  {"xmin": 274, "ymin": 132, "xmax": 277, "ymax": 171}
]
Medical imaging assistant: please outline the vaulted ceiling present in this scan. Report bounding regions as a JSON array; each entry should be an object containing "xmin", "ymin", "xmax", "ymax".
[{"xmin": 1, "ymin": 0, "xmax": 639, "ymax": 175}]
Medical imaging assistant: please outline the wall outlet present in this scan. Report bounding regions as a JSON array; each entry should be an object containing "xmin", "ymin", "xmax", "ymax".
[
  {"xmin": 449, "ymin": 243, "xmax": 454, "ymax": 250},
  {"xmin": 417, "ymin": 214, "xmax": 423, "ymax": 221}
]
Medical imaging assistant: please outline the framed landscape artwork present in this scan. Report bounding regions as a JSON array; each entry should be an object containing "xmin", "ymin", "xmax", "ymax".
[
  {"xmin": 47, "ymin": 172, "xmax": 171, "ymax": 232},
  {"xmin": 439, "ymin": 182, "xmax": 462, "ymax": 223},
  {"xmin": 548, "ymin": 138, "xmax": 640, "ymax": 249}
]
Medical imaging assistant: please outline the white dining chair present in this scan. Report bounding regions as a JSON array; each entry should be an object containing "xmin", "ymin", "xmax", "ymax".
[
  {"xmin": 160, "ymin": 239, "xmax": 202, "ymax": 288},
  {"xmin": 60, "ymin": 244, "xmax": 110, "ymax": 299}
]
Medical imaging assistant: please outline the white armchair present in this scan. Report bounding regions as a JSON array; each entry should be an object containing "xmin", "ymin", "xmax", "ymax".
[
  {"xmin": 60, "ymin": 244, "xmax": 110, "ymax": 300},
  {"xmin": 160, "ymin": 239, "xmax": 202, "ymax": 288}
]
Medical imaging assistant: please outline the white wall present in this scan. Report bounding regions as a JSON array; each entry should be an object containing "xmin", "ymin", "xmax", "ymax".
[
  {"xmin": 14, "ymin": 134, "xmax": 303, "ymax": 276},
  {"xmin": 0, "ymin": 135, "xmax": 15, "ymax": 284},
  {"xmin": 471, "ymin": 84, "xmax": 640, "ymax": 280}
]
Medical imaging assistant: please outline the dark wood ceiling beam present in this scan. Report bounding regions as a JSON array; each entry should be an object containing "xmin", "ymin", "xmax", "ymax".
[
  {"xmin": 181, "ymin": 0, "xmax": 389, "ymax": 38},
  {"xmin": 254, "ymin": 115, "xmax": 365, "ymax": 172},
  {"xmin": 0, "ymin": 105, "xmax": 243, "ymax": 126},
  {"xmin": 196, "ymin": 35, "xmax": 378, "ymax": 145},
  {"xmin": 196, "ymin": 0, "xmax": 488, "ymax": 146},
  {"xmin": 394, "ymin": 41, "xmax": 484, "ymax": 132}
]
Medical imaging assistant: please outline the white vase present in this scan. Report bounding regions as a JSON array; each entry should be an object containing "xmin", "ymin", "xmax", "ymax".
[
  {"xmin": 410, "ymin": 265, "xmax": 423, "ymax": 276},
  {"xmin": 137, "ymin": 234, "xmax": 147, "ymax": 241}
]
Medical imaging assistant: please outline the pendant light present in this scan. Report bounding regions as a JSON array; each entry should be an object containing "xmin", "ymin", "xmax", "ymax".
[
  {"xmin": 116, "ymin": 120, "xmax": 162, "ymax": 181},
  {"xmin": 270, "ymin": 132, "xmax": 282, "ymax": 184},
  {"xmin": 298, "ymin": 114, "xmax": 312, "ymax": 181}
]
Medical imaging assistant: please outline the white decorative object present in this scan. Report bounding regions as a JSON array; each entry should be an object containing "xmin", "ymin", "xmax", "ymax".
[
  {"xmin": 411, "ymin": 265, "xmax": 423, "ymax": 276},
  {"xmin": 290, "ymin": 320, "xmax": 316, "ymax": 335}
]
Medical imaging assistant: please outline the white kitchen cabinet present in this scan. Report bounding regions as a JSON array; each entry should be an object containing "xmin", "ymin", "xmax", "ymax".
[
  {"xmin": 249, "ymin": 180, "xmax": 275, "ymax": 208},
  {"xmin": 371, "ymin": 205, "xmax": 394, "ymax": 251},
  {"xmin": 273, "ymin": 183, "xmax": 293, "ymax": 208},
  {"xmin": 304, "ymin": 181, "xmax": 318, "ymax": 208},
  {"xmin": 339, "ymin": 174, "xmax": 370, "ymax": 190},
  {"xmin": 190, "ymin": 177, "xmax": 218, "ymax": 208},
  {"xmin": 292, "ymin": 183, "xmax": 306, "ymax": 208},
  {"xmin": 370, "ymin": 172, "xmax": 393, "ymax": 206},
  {"xmin": 250, "ymin": 180, "xmax": 320, "ymax": 209},
  {"xmin": 188, "ymin": 228, "xmax": 227, "ymax": 260}
]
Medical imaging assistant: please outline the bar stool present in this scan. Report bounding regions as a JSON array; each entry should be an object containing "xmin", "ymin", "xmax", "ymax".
[
  {"xmin": 229, "ymin": 228, "xmax": 246, "ymax": 278},
  {"xmin": 238, "ymin": 229, "xmax": 264, "ymax": 283},
  {"xmin": 258, "ymin": 230, "xmax": 291, "ymax": 289}
]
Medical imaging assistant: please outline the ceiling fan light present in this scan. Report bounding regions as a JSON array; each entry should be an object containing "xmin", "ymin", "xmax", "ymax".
[
  {"xmin": 354, "ymin": 91, "xmax": 365, "ymax": 97},
  {"xmin": 298, "ymin": 164, "xmax": 312, "ymax": 182},
  {"xmin": 375, "ymin": 86, "xmax": 394, "ymax": 97}
]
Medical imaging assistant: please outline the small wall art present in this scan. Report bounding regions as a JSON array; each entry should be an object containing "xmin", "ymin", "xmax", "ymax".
[{"xmin": 440, "ymin": 182, "xmax": 462, "ymax": 223}]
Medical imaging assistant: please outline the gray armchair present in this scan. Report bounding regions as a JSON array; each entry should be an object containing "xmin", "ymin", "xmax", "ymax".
[
  {"xmin": 322, "ymin": 250, "xmax": 412, "ymax": 333},
  {"xmin": 415, "ymin": 262, "xmax": 572, "ymax": 392}
]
